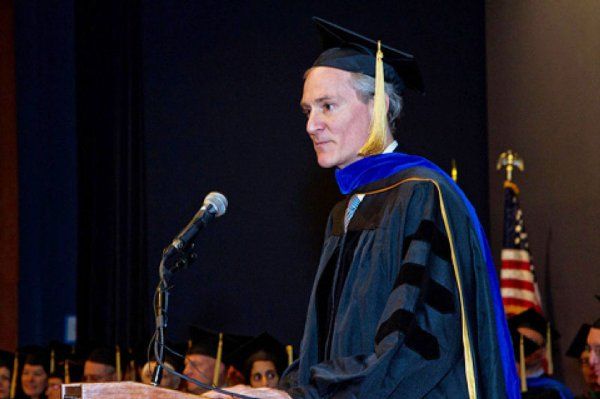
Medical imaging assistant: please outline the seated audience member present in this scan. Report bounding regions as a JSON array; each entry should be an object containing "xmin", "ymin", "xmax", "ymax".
[
  {"xmin": 44, "ymin": 373, "xmax": 63, "ymax": 399},
  {"xmin": 21, "ymin": 349, "xmax": 49, "ymax": 399},
  {"xmin": 566, "ymin": 324, "xmax": 600, "ymax": 398},
  {"xmin": 509, "ymin": 309, "xmax": 574, "ymax": 399},
  {"xmin": 227, "ymin": 333, "xmax": 287, "ymax": 389},
  {"xmin": 83, "ymin": 348, "xmax": 117, "ymax": 382},
  {"xmin": 0, "ymin": 351, "xmax": 13, "ymax": 399},
  {"xmin": 588, "ymin": 318, "xmax": 600, "ymax": 387},
  {"xmin": 184, "ymin": 326, "xmax": 250, "ymax": 395},
  {"xmin": 140, "ymin": 360, "xmax": 180, "ymax": 389}
]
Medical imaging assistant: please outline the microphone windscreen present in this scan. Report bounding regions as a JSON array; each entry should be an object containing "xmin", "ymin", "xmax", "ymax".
[{"xmin": 204, "ymin": 192, "xmax": 228, "ymax": 217}]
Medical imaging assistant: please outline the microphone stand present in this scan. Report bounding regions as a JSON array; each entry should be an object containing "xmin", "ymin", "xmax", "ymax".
[{"xmin": 151, "ymin": 244, "xmax": 257, "ymax": 399}]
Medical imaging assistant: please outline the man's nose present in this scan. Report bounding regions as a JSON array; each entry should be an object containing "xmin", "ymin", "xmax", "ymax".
[{"xmin": 306, "ymin": 111, "xmax": 323, "ymax": 135}]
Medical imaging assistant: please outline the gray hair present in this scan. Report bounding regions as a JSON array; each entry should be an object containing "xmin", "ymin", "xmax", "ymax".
[
  {"xmin": 303, "ymin": 67, "xmax": 404, "ymax": 133},
  {"xmin": 348, "ymin": 72, "xmax": 403, "ymax": 133}
]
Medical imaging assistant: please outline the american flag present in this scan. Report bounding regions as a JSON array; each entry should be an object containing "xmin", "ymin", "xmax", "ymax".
[{"xmin": 500, "ymin": 181, "xmax": 543, "ymax": 317}]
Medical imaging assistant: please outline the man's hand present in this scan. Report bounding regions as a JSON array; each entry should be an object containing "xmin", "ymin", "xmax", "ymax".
[{"xmin": 199, "ymin": 384, "xmax": 292, "ymax": 399}]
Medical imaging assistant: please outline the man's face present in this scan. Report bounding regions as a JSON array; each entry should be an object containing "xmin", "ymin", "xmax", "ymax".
[
  {"xmin": 0, "ymin": 367, "xmax": 10, "ymax": 399},
  {"xmin": 83, "ymin": 361, "xmax": 117, "ymax": 382},
  {"xmin": 21, "ymin": 364, "xmax": 47, "ymax": 397},
  {"xmin": 588, "ymin": 327, "xmax": 600, "ymax": 385},
  {"xmin": 301, "ymin": 67, "xmax": 375, "ymax": 169},
  {"xmin": 183, "ymin": 354, "xmax": 218, "ymax": 394}
]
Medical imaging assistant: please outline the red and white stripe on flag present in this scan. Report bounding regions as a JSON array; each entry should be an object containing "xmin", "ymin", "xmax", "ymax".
[{"xmin": 500, "ymin": 248, "xmax": 543, "ymax": 316}]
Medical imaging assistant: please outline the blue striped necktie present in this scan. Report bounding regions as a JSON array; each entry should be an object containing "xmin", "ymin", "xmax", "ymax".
[{"xmin": 344, "ymin": 195, "xmax": 361, "ymax": 232}]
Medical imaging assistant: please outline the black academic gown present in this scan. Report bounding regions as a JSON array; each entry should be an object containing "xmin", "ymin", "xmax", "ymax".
[{"xmin": 282, "ymin": 165, "xmax": 512, "ymax": 398}]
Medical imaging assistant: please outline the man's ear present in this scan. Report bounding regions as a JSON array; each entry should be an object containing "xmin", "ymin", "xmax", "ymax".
[{"xmin": 385, "ymin": 94, "xmax": 390, "ymax": 113}]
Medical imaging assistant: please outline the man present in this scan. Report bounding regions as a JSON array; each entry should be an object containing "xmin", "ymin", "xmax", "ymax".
[
  {"xmin": 83, "ymin": 348, "xmax": 118, "ymax": 382},
  {"xmin": 508, "ymin": 309, "xmax": 573, "ymax": 399},
  {"xmin": 185, "ymin": 326, "xmax": 251, "ymax": 395},
  {"xmin": 203, "ymin": 17, "xmax": 518, "ymax": 399},
  {"xmin": 566, "ymin": 324, "xmax": 600, "ymax": 399},
  {"xmin": 588, "ymin": 319, "xmax": 600, "ymax": 387}
]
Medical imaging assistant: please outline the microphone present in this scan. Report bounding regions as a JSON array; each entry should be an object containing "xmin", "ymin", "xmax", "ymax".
[{"xmin": 163, "ymin": 192, "xmax": 228, "ymax": 258}]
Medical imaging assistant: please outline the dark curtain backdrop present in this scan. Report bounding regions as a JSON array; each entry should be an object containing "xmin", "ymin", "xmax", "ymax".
[{"xmin": 75, "ymin": 0, "xmax": 148, "ymax": 348}]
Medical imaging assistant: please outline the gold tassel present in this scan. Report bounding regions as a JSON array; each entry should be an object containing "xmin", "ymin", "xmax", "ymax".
[
  {"xmin": 519, "ymin": 334, "xmax": 527, "ymax": 392},
  {"xmin": 115, "ymin": 345, "xmax": 122, "ymax": 381},
  {"xmin": 50, "ymin": 349, "xmax": 56, "ymax": 374},
  {"xmin": 286, "ymin": 345, "xmax": 293, "ymax": 367},
  {"xmin": 212, "ymin": 333, "xmax": 223, "ymax": 387},
  {"xmin": 358, "ymin": 40, "xmax": 388, "ymax": 156},
  {"xmin": 9, "ymin": 351, "xmax": 18, "ymax": 399},
  {"xmin": 64, "ymin": 360, "xmax": 71, "ymax": 384},
  {"xmin": 546, "ymin": 323, "xmax": 553, "ymax": 375},
  {"xmin": 128, "ymin": 348, "xmax": 136, "ymax": 381}
]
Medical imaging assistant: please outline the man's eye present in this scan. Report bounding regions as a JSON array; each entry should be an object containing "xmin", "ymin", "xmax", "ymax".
[{"xmin": 323, "ymin": 103, "xmax": 334, "ymax": 112}]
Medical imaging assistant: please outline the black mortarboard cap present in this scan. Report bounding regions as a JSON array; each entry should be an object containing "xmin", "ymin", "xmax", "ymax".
[
  {"xmin": 86, "ymin": 347, "xmax": 116, "ymax": 368},
  {"xmin": 508, "ymin": 308, "xmax": 560, "ymax": 340},
  {"xmin": 225, "ymin": 332, "xmax": 287, "ymax": 378},
  {"xmin": 312, "ymin": 17, "xmax": 424, "ymax": 93},
  {"xmin": 0, "ymin": 350, "xmax": 14, "ymax": 371},
  {"xmin": 19, "ymin": 345, "xmax": 51, "ymax": 374},
  {"xmin": 509, "ymin": 328, "xmax": 543, "ymax": 358},
  {"xmin": 566, "ymin": 324, "xmax": 592, "ymax": 359},
  {"xmin": 187, "ymin": 325, "xmax": 252, "ymax": 361}
]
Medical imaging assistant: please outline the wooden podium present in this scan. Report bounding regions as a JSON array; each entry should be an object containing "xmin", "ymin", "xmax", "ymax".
[{"xmin": 62, "ymin": 382, "xmax": 200, "ymax": 399}]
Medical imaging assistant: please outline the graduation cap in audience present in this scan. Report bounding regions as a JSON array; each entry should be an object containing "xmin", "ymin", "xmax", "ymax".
[
  {"xmin": 187, "ymin": 325, "xmax": 252, "ymax": 387},
  {"xmin": 0, "ymin": 350, "xmax": 14, "ymax": 371},
  {"xmin": 225, "ymin": 332, "xmax": 288, "ymax": 382},
  {"xmin": 19, "ymin": 345, "xmax": 51, "ymax": 374},
  {"xmin": 508, "ymin": 308, "xmax": 561, "ymax": 386},
  {"xmin": 187, "ymin": 325, "xmax": 252, "ymax": 360},
  {"xmin": 566, "ymin": 324, "xmax": 592, "ymax": 359},
  {"xmin": 311, "ymin": 16, "xmax": 424, "ymax": 94}
]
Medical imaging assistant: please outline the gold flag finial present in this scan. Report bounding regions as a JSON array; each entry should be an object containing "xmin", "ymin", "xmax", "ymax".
[
  {"xmin": 212, "ymin": 333, "xmax": 224, "ymax": 387},
  {"xmin": 451, "ymin": 159, "xmax": 458, "ymax": 182},
  {"xmin": 496, "ymin": 150, "xmax": 524, "ymax": 182},
  {"xmin": 358, "ymin": 40, "xmax": 388, "ymax": 156},
  {"xmin": 286, "ymin": 345, "xmax": 294, "ymax": 367}
]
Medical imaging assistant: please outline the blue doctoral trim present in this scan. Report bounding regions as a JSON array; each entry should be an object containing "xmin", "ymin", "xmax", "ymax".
[
  {"xmin": 528, "ymin": 376, "xmax": 575, "ymax": 399},
  {"xmin": 335, "ymin": 152, "xmax": 521, "ymax": 399}
]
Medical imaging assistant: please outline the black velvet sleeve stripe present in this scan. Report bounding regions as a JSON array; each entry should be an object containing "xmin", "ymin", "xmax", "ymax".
[
  {"xmin": 393, "ymin": 262, "xmax": 426, "ymax": 288},
  {"xmin": 401, "ymin": 220, "xmax": 451, "ymax": 262},
  {"xmin": 374, "ymin": 309, "xmax": 440, "ymax": 360},
  {"xmin": 425, "ymin": 280, "xmax": 455, "ymax": 314},
  {"xmin": 393, "ymin": 263, "xmax": 455, "ymax": 314}
]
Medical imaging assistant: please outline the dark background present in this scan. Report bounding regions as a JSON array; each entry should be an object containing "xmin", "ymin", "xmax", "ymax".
[{"xmin": 14, "ymin": 0, "xmax": 488, "ymax": 352}]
